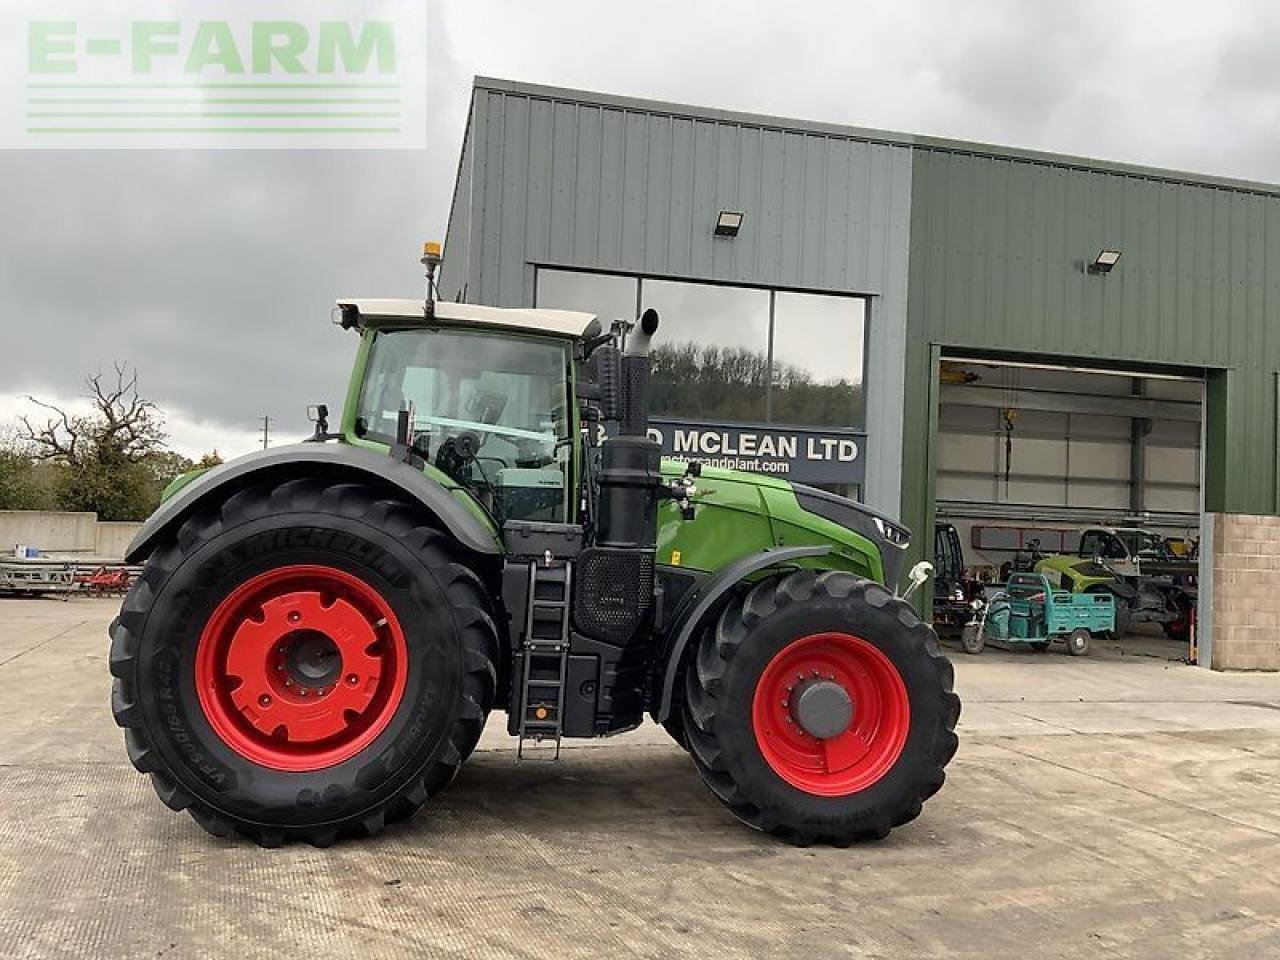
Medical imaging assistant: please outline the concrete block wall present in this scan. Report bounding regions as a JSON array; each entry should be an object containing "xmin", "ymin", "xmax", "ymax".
[
  {"xmin": 0, "ymin": 510, "xmax": 98, "ymax": 553},
  {"xmin": 0, "ymin": 511, "xmax": 142, "ymax": 560},
  {"xmin": 1212, "ymin": 513, "xmax": 1280, "ymax": 671}
]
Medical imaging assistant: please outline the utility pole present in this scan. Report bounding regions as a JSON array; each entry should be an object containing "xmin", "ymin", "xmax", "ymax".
[{"xmin": 261, "ymin": 415, "xmax": 271, "ymax": 450}]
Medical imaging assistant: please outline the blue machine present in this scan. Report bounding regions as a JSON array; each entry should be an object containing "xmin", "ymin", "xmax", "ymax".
[{"xmin": 962, "ymin": 572, "xmax": 1114, "ymax": 656}]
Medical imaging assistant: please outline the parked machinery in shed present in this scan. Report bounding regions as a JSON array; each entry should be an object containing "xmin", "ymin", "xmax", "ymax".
[
  {"xmin": 1036, "ymin": 526, "xmax": 1197, "ymax": 641},
  {"xmin": 109, "ymin": 246, "xmax": 958, "ymax": 847},
  {"xmin": 932, "ymin": 522, "xmax": 985, "ymax": 636}
]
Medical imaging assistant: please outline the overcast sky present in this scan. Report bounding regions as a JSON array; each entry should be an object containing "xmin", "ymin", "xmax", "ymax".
[{"xmin": 2, "ymin": 0, "xmax": 1275, "ymax": 458}]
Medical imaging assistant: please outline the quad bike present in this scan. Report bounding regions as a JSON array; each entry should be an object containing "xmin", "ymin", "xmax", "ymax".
[{"xmin": 109, "ymin": 244, "xmax": 958, "ymax": 847}]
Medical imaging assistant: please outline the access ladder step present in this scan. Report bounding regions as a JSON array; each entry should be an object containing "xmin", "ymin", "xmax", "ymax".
[{"xmin": 516, "ymin": 561, "xmax": 573, "ymax": 761}]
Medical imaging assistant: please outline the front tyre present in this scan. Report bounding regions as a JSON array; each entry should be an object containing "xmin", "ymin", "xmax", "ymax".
[
  {"xmin": 683, "ymin": 570, "xmax": 959, "ymax": 845},
  {"xmin": 110, "ymin": 479, "xmax": 498, "ymax": 846},
  {"xmin": 960, "ymin": 624, "xmax": 985, "ymax": 655}
]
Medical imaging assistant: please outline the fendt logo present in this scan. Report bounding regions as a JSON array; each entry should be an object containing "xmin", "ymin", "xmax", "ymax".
[{"xmin": 2, "ymin": 2, "xmax": 426, "ymax": 149}]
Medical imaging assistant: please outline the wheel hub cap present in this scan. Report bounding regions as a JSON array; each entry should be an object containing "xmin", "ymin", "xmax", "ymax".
[
  {"xmin": 283, "ymin": 631, "xmax": 342, "ymax": 689},
  {"xmin": 791, "ymin": 679, "xmax": 854, "ymax": 740},
  {"xmin": 196, "ymin": 565, "xmax": 408, "ymax": 772}
]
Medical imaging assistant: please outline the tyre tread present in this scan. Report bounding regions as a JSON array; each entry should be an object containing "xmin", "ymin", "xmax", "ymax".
[
  {"xmin": 109, "ymin": 479, "xmax": 498, "ymax": 847},
  {"xmin": 681, "ymin": 570, "xmax": 959, "ymax": 846}
]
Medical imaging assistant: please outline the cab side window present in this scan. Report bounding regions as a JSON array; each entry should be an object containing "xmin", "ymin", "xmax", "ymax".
[
  {"xmin": 1079, "ymin": 532, "xmax": 1103, "ymax": 558},
  {"xmin": 1102, "ymin": 535, "xmax": 1128, "ymax": 560}
]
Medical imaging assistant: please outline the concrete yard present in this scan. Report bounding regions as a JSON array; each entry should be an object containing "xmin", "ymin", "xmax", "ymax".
[{"xmin": 2, "ymin": 598, "xmax": 1280, "ymax": 959}]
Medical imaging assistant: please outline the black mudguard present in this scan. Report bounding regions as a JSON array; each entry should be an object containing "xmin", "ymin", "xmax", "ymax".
[
  {"xmin": 650, "ymin": 545, "xmax": 830, "ymax": 723},
  {"xmin": 125, "ymin": 443, "xmax": 502, "ymax": 563}
]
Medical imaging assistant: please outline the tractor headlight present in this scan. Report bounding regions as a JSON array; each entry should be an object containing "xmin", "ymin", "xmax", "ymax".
[
  {"xmin": 873, "ymin": 516, "xmax": 910, "ymax": 549},
  {"xmin": 970, "ymin": 599, "xmax": 984, "ymax": 610}
]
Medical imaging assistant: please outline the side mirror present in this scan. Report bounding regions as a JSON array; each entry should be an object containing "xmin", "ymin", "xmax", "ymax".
[
  {"xmin": 910, "ymin": 561, "xmax": 934, "ymax": 585},
  {"xmin": 306, "ymin": 403, "xmax": 330, "ymax": 440},
  {"xmin": 900, "ymin": 561, "xmax": 934, "ymax": 601}
]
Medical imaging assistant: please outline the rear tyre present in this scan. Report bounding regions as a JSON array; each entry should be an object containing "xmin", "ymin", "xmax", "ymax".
[
  {"xmin": 682, "ymin": 570, "xmax": 959, "ymax": 845},
  {"xmin": 1065, "ymin": 629, "xmax": 1091, "ymax": 657},
  {"xmin": 110, "ymin": 479, "xmax": 498, "ymax": 846}
]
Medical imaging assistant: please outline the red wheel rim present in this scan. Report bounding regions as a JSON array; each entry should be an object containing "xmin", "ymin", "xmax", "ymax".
[
  {"xmin": 751, "ymin": 632, "xmax": 910, "ymax": 796},
  {"xmin": 195, "ymin": 565, "xmax": 408, "ymax": 772}
]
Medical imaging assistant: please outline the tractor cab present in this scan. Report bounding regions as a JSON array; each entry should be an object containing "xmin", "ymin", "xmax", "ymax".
[{"xmin": 337, "ymin": 300, "xmax": 587, "ymax": 525}]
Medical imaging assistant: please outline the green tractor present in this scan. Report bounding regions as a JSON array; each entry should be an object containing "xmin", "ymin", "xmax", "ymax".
[{"xmin": 110, "ymin": 249, "xmax": 958, "ymax": 847}]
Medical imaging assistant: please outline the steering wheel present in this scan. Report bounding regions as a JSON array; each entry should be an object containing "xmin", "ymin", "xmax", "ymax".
[{"xmin": 435, "ymin": 430, "xmax": 483, "ymax": 480}]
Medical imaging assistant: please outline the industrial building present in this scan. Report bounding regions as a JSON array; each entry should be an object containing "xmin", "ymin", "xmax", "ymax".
[{"xmin": 440, "ymin": 76, "xmax": 1280, "ymax": 671}]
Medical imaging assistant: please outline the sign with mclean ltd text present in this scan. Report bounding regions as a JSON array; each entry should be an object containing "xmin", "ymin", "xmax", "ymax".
[{"xmin": 647, "ymin": 417, "xmax": 866, "ymax": 486}]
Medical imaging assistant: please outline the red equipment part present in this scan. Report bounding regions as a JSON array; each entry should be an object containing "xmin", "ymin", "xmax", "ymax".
[
  {"xmin": 195, "ymin": 565, "xmax": 408, "ymax": 772},
  {"xmin": 751, "ymin": 632, "xmax": 910, "ymax": 797}
]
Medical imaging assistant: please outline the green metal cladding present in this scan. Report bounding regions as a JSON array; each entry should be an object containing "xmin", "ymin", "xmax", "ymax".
[{"xmin": 900, "ymin": 145, "xmax": 1280, "ymax": 559}]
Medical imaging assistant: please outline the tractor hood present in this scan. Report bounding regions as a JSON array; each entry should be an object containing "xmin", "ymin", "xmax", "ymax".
[
  {"xmin": 656, "ymin": 460, "xmax": 907, "ymax": 587},
  {"xmin": 1035, "ymin": 554, "xmax": 1119, "ymax": 592}
]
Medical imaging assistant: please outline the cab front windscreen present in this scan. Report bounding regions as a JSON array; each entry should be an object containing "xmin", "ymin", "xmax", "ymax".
[{"xmin": 355, "ymin": 327, "xmax": 572, "ymax": 522}]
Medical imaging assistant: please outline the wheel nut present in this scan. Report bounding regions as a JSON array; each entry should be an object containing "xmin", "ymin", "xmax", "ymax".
[
  {"xmin": 299, "ymin": 689, "xmax": 308, "ymax": 698},
  {"xmin": 288, "ymin": 612, "xmax": 301, "ymax": 624},
  {"xmin": 346, "ymin": 674, "xmax": 358, "ymax": 685},
  {"xmin": 259, "ymin": 694, "xmax": 271, "ymax": 707}
]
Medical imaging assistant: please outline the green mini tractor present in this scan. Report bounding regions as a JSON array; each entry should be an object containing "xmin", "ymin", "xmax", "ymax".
[{"xmin": 110, "ymin": 250, "xmax": 958, "ymax": 847}]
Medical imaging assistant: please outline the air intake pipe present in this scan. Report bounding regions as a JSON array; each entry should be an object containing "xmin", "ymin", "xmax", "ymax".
[{"xmin": 595, "ymin": 309, "xmax": 662, "ymax": 551}]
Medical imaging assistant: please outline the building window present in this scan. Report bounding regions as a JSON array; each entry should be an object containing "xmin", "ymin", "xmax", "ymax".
[
  {"xmin": 640, "ymin": 279, "xmax": 771, "ymax": 424},
  {"xmin": 534, "ymin": 267, "xmax": 868, "ymax": 499},
  {"xmin": 770, "ymin": 291, "xmax": 865, "ymax": 428},
  {"xmin": 535, "ymin": 269, "xmax": 637, "ymax": 326},
  {"xmin": 536, "ymin": 268, "xmax": 867, "ymax": 429}
]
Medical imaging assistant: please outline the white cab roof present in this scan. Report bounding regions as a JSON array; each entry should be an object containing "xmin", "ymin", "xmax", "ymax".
[{"xmin": 337, "ymin": 299, "xmax": 597, "ymax": 338}]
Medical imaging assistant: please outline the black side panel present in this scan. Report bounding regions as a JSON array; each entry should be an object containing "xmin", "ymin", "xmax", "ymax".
[
  {"xmin": 125, "ymin": 443, "xmax": 501, "ymax": 562},
  {"xmin": 573, "ymin": 547, "xmax": 654, "ymax": 644}
]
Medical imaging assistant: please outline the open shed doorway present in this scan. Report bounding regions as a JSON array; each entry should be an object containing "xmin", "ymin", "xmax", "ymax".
[{"xmin": 930, "ymin": 353, "xmax": 1205, "ymax": 666}]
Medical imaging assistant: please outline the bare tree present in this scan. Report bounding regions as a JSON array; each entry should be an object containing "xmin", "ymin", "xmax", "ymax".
[{"xmin": 20, "ymin": 363, "xmax": 166, "ymax": 466}]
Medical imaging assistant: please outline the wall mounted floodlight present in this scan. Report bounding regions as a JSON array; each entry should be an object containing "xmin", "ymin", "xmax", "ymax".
[
  {"xmin": 714, "ymin": 210, "xmax": 744, "ymax": 237},
  {"xmin": 1088, "ymin": 249, "xmax": 1122, "ymax": 274}
]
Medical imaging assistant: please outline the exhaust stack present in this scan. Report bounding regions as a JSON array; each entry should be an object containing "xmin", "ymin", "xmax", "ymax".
[
  {"xmin": 595, "ymin": 309, "xmax": 662, "ymax": 554},
  {"xmin": 619, "ymin": 309, "xmax": 659, "ymax": 437}
]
